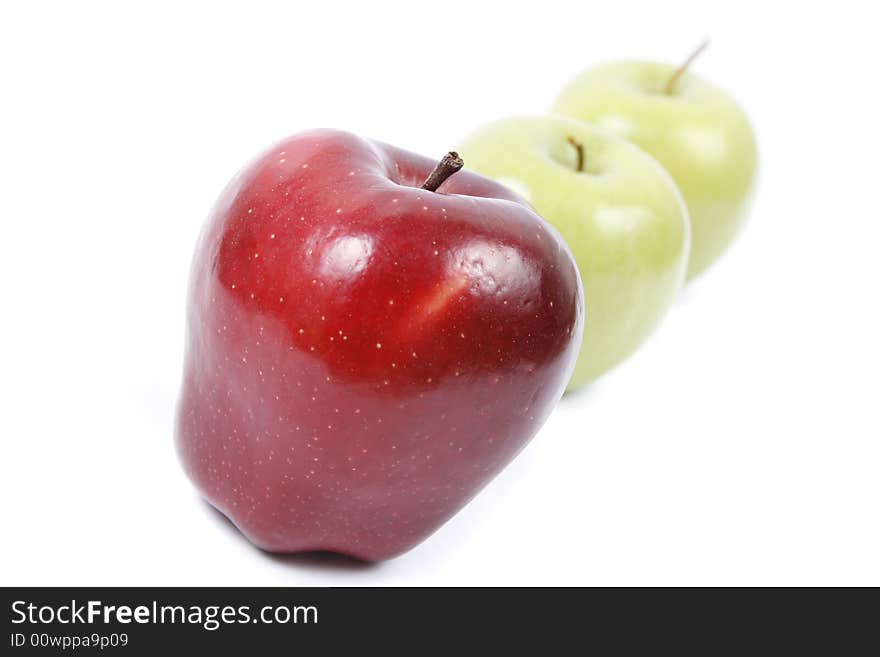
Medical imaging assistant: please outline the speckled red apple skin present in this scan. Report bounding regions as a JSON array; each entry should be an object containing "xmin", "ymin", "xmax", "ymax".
[{"xmin": 176, "ymin": 129, "xmax": 583, "ymax": 561}]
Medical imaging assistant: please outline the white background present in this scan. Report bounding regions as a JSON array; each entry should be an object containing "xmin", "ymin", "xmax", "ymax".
[{"xmin": 2, "ymin": 1, "xmax": 878, "ymax": 586}]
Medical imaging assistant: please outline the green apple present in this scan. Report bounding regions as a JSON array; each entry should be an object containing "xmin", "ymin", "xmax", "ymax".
[
  {"xmin": 552, "ymin": 57, "xmax": 757, "ymax": 280},
  {"xmin": 458, "ymin": 116, "xmax": 689, "ymax": 389}
]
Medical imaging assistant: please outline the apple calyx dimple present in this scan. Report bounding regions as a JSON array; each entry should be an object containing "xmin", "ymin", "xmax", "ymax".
[{"xmin": 420, "ymin": 151, "xmax": 464, "ymax": 192}]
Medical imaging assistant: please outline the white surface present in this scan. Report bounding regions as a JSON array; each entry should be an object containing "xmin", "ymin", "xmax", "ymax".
[{"xmin": 1, "ymin": 0, "xmax": 878, "ymax": 586}]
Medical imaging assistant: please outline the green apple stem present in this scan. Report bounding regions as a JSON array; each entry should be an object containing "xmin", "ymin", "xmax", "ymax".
[
  {"xmin": 566, "ymin": 137, "xmax": 585, "ymax": 172},
  {"xmin": 421, "ymin": 152, "xmax": 464, "ymax": 192},
  {"xmin": 664, "ymin": 38, "xmax": 710, "ymax": 94}
]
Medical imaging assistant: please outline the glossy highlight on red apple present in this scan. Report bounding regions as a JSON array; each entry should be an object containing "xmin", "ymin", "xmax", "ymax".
[{"xmin": 176, "ymin": 129, "xmax": 583, "ymax": 561}]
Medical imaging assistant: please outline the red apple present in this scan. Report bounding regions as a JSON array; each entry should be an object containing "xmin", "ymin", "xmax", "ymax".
[{"xmin": 176, "ymin": 129, "xmax": 583, "ymax": 561}]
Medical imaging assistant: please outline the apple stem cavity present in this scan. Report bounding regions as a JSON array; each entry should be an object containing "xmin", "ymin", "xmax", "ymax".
[
  {"xmin": 566, "ymin": 137, "xmax": 585, "ymax": 173},
  {"xmin": 421, "ymin": 152, "xmax": 464, "ymax": 192},
  {"xmin": 664, "ymin": 38, "xmax": 710, "ymax": 95}
]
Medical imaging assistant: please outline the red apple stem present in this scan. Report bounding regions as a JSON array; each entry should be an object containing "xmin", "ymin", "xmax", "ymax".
[
  {"xmin": 567, "ymin": 137, "xmax": 585, "ymax": 172},
  {"xmin": 664, "ymin": 38, "xmax": 710, "ymax": 95},
  {"xmin": 421, "ymin": 152, "xmax": 464, "ymax": 192}
]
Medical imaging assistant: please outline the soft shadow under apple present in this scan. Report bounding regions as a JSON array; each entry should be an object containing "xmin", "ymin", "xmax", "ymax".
[
  {"xmin": 560, "ymin": 376, "xmax": 606, "ymax": 404},
  {"xmin": 201, "ymin": 500, "xmax": 380, "ymax": 573}
]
